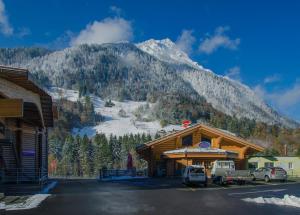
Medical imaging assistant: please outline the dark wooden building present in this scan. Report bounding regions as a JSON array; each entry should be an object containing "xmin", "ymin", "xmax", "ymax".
[
  {"xmin": 0, "ymin": 66, "xmax": 54, "ymax": 184},
  {"xmin": 137, "ymin": 124, "xmax": 264, "ymax": 177}
]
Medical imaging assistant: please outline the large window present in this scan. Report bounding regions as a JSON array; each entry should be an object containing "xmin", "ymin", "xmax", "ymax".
[
  {"xmin": 248, "ymin": 162, "xmax": 258, "ymax": 169},
  {"xmin": 201, "ymin": 137, "xmax": 211, "ymax": 144},
  {"xmin": 182, "ymin": 134, "xmax": 193, "ymax": 146}
]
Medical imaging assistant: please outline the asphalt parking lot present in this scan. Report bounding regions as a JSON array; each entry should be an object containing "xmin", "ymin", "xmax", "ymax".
[{"xmin": 6, "ymin": 178, "xmax": 300, "ymax": 215}]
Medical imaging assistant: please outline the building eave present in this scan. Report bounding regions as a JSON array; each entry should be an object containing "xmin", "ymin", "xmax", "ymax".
[
  {"xmin": 0, "ymin": 65, "xmax": 54, "ymax": 127},
  {"xmin": 138, "ymin": 123, "xmax": 264, "ymax": 152}
]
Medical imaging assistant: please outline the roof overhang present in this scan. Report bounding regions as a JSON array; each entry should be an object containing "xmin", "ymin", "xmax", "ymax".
[
  {"xmin": 0, "ymin": 66, "xmax": 53, "ymax": 127},
  {"xmin": 137, "ymin": 123, "xmax": 264, "ymax": 153},
  {"xmin": 163, "ymin": 147, "xmax": 238, "ymax": 159}
]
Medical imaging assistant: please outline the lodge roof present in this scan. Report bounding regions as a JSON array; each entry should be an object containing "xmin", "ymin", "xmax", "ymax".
[
  {"xmin": 137, "ymin": 123, "xmax": 264, "ymax": 152},
  {"xmin": 0, "ymin": 65, "xmax": 53, "ymax": 127},
  {"xmin": 164, "ymin": 147, "xmax": 238, "ymax": 155}
]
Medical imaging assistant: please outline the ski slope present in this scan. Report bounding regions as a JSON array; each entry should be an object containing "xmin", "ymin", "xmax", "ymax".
[{"xmin": 49, "ymin": 87, "xmax": 183, "ymax": 137}]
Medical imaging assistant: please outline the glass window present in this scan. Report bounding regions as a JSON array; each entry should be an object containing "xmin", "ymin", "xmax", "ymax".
[
  {"xmin": 248, "ymin": 162, "xmax": 258, "ymax": 169},
  {"xmin": 190, "ymin": 167, "xmax": 204, "ymax": 174},
  {"xmin": 264, "ymin": 162, "xmax": 274, "ymax": 168},
  {"xmin": 182, "ymin": 134, "xmax": 193, "ymax": 146}
]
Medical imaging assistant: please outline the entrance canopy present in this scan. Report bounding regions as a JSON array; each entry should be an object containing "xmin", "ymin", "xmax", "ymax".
[{"xmin": 163, "ymin": 147, "xmax": 238, "ymax": 159}]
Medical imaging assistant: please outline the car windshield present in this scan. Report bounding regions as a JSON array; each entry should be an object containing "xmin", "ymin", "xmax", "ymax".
[
  {"xmin": 218, "ymin": 162, "xmax": 234, "ymax": 169},
  {"xmin": 190, "ymin": 168, "xmax": 204, "ymax": 173}
]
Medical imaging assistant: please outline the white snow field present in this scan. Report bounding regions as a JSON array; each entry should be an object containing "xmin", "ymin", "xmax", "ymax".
[
  {"xmin": 243, "ymin": 195, "xmax": 300, "ymax": 208},
  {"xmin": 4, "ymin": 194, "xmax": 51, "ymax": 211},
  {"xmin": 48, "ymin": 87, "xmax": 183, "ymax": 137}
]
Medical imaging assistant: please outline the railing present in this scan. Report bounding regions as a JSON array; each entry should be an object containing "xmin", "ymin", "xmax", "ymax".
[
  {"xmin": 0, "ymin": 167, "xmax": 48, "ymax": 186},
  {"xmin": 99, "ymin": 168, "xmax": 148, "ymax": 180}
]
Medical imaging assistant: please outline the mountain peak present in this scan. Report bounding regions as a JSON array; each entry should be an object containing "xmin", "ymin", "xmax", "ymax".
[{"xmin": 136, "ymin": 38, "xmax": 202, "ymax": 70}]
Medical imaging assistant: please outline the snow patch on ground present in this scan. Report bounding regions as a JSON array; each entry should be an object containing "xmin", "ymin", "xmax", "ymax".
[
  {"xmin": 48, "ymin": 87, "xmax": 183, "ymax": 137},
  {"xmin": 0, "ymin": 202, "xmax": 5, "ymax": 210},
  {"xmin": 243, "ymin": 195, "xmax": 300, "ymax": 208},
  {"xmin": 4, "ymin": 194, "xmax": 51, "ymax": 211}
]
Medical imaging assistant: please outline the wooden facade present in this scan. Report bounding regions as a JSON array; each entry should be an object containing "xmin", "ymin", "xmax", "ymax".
[
  {"xmin": 137, "ymin": 124, "xmax": 264, "ymax": 177},
  {"xmin": 0, "ymin": 66, "xmax": 54, "ymax": 183}
]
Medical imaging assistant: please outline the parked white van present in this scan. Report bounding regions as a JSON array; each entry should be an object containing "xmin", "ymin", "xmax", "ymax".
[
  {"xmin": 182, "ymin": 165, "xmax": 207, "ymax": 186},
  {"xmin": 211, "ymin": 160, "xmax": 251, "ymax": 185}
]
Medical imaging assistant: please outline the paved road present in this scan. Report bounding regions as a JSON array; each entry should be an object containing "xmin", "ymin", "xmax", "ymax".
[{"xmin": 7, "ymin": 178, "xmax": 300, "ymax": 215}]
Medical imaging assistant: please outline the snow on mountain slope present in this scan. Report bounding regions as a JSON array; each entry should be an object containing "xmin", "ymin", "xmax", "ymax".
[
  {"xmin": 136, "ymin": 39, "xmax": 298, "ymax": 128},
  {"xmin": 49, "ymin": 87, "xmax": 183, "ymax": 137},
  {"xmin": 180, "ymin": 69, "xmax": 288, "ymax": 125},
  {"xmin": 3, "ymin": 41, "xmax": 298, "ymax": 128},
  {"xmin": 137, "ymin": 38, "xmax": 203, "ymax": 70}
]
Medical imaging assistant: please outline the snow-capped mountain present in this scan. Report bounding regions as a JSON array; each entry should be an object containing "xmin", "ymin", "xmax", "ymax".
[
  {"xmin": 137, "ymin": 38, "xmax": 203, "ymax": 70},
  {"xmin": 0, "ymin": 40, "xmax": 298, "ymax": 129},
  {"xmin": 137, "ymin": 39, "xmax": 298, "ymax": 128}
]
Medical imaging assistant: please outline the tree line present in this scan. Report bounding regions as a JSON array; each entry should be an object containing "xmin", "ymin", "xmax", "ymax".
[{"xmin": 48, "ymin": 133, "xmax": 152, "ymax": 177}]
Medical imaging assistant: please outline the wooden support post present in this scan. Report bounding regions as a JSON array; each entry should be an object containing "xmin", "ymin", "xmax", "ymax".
[
  {"xmin": 175, "ymin": 136, "xmax": 181, "ymax": 149},
  {"xmin": 239, "ymin": 146, "xmax": 249, "ymax": 159},
  {"xmin": 212, "ymin": 136, "xmax": 222, "ymax": 149}
]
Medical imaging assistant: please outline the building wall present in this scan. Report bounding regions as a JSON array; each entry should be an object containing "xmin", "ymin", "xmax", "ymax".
[
  {"xmin": 147, "ymin": 128, "xmax": 256, "ymax": 176},
  {"xmin": 0, "ymin": 78, "xmax": 44, "ymax": 126},
  {"xmin": 248, "ymin": 157, "xmax": 300, "ymax": 177}
]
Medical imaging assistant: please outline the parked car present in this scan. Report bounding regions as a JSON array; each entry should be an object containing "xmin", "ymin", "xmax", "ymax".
[
  {"xmin": 182, "ymin": 165, "xmax": 207, "ymax": 186},
  {"xmin": 251, "ymin": 167, "xmax": 287, "ymax": 182},
  {"xmin": 211, "ymin": 160, "xmax": 252, "ymax": 185}
]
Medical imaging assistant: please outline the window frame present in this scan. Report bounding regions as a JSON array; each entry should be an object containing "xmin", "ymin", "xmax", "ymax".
[
  {"xmin": 264, "ymin": 162, "xmax": 274, "ymax": 168},
  {"xmin": 182, "ymin": 134, "xmax": 193, "ymax": 147}
]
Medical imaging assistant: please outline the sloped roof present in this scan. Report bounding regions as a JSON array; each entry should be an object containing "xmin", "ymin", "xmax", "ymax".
[
  {"xmin": 137, "ymin": 123, "xmax": 264, "ymax": 152},
  {"xmin": 0, "ymin": 65, "xmax": 53, "ymax": 127},
  {"xmin": 164, "ymin": 147, "xmax": 238, "ymax": 155}
]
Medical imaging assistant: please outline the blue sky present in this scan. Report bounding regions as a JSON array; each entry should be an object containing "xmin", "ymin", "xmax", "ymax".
[{"xmin": 1, "ymin": 0, "xmax": 300, "ymax": 121}]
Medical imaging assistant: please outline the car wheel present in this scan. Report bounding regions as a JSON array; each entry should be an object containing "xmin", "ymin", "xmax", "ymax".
[
  {"xmin": 219, "ymin": 177, "xmax": 224, "ymax": 185},
  {"xmin": 185, "ymin": 177, "xmax": 189, "ymax": 184},
  {"xmin": 251, "ymin": 174, "xmax": 256, "ymax": 181},
  {"xmin": 264, "ymin": 175, "xmax": 270, "ymax": 182}
]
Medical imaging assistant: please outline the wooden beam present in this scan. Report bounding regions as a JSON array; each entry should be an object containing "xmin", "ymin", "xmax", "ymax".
[{"xmin": 0, "ymin": 99, "xmax": 23, "ymax": 117}]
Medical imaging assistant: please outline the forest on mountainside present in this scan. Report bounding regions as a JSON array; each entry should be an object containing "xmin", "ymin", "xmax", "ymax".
[{"xmin": 48, "ymin": 96, "xmax": 300, "ymax": 177}]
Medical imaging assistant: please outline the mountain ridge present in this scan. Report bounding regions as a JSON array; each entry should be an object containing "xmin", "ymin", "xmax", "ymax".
[{"xmin": 0, "ymin": 40, "xmax": 298, "ymax": 129}]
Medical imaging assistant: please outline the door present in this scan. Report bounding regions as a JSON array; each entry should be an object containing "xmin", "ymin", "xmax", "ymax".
[{"xmin": 254, "ymin": 168, "xmax": 264, "ymax": 179}]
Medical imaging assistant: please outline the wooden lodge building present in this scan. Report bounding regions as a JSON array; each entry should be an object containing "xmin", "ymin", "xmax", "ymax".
[
  {"xmin": 137, "ymin": 124, "xmax": 264, "ymax": 177},
  {"xmin": 0, "ymin": 66, "xmax": 54, "ymax": 184}
]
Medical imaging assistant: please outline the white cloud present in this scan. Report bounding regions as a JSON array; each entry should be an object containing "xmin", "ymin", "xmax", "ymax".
[
  {"xmin": 273, "ymin": 83, "xmax": 300, "ymax": 108},
  {"xmin": 254, "ymin": 81, "xmax": 300, "ymax": 109},
  {"xmin": 0, "ymin": 0, "xmax": 13, "ymax": 36},
  {"xmin": 71, "ymin": 17, "xmax": 133, "ymax": 46},
  {"xmin": 176, "ymin": 29, "xmax": 196, "ymax": 55},
  {"xmin": 264, "ymin": 74, "xmax": 281, "ymax": 84},
  {"xmin": 225, "ymin": 66, "xmax": 241, "ymax": 81},
  {"xmin": 110, "ymin": 6, "xmax": 122, "ymax": 16},
  {"xmin": 199, "ymin": 26, "xmax": 240, "ymax": 54}
]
